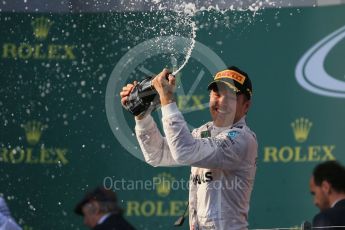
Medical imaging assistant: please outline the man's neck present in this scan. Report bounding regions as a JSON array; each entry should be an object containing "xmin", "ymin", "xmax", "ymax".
[
  {"xmin": 329, "ymin": 193, "xmax": 345, "ymax": 207},
  {"xmin": 213, "ymin": 116, "xmax": 245, "ymax": 128}
]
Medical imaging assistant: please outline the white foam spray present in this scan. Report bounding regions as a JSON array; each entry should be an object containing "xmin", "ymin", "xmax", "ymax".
[{"xmin": 172, "ymin": 19, "xmax": 196, "ymax": 75}]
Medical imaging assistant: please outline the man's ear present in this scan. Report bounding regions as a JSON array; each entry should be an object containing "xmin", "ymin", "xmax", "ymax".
[
  {"xmin": 321, "ymin": 180, "xmax": 331, "ymax": 194},
  {"xmin": 243, "ymin": 97, "xmax": 251, "ymax": 114}
]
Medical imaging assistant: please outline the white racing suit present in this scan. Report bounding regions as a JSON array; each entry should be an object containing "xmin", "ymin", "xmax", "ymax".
[{"xmin": 135, "ymin": 103, "xmax": 258, "ymax": 230}]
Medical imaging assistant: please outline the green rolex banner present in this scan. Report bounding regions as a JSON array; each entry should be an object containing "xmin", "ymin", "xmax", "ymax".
[{"xmin": 1, "ymin": 4, "xmax": 345, "ymax": 230}]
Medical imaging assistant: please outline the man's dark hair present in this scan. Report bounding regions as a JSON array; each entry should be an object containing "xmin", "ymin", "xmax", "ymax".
[{"xmin": 313, "ymin": 161, "xmax": 345, "ymax": 193}]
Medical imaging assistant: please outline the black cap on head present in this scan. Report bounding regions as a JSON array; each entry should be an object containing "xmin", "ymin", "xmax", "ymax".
[
  {"xmin": 208, "ymin": 66, "xmax": 253, "ymax": 100},
  {"xmin": 74, "ymin": 186, "xmax": 118, "ymax": 216}
]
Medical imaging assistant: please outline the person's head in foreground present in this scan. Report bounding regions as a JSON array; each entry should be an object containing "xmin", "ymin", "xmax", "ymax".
[
  {"xmin": 207, "ymin": 66, "xmax": 252, "ymax": 127},
  {"xmin": 74, "ymin": 186, "xmax": 121, "ymax": 228},
  {"xmin": 310, "ymin": 160, "xmax": 345, "ymax": 211}
]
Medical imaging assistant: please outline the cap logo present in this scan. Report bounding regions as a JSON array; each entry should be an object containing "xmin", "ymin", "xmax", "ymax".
[{"xmin": 215, "ymin": 70, "xmax": 246, "ymax": 85}]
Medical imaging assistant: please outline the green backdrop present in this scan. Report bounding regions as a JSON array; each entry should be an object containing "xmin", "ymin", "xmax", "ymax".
[{"xmin": 1, "ymin": 5, "xmax": 345, "ymax": 230}]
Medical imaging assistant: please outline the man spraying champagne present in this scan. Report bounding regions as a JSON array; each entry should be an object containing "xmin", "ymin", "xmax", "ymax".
[{"xmin": 120, "ymin": 66, "xmax": 258, "ymax": 230}]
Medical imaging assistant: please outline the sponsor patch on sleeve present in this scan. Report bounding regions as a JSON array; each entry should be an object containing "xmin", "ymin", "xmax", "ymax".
[{"xmin": 227, "ymin": 131, "xmax": 239, "ymax": 140}]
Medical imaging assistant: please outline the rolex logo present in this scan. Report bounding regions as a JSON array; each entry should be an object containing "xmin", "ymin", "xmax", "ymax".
[
  {"xmin": 291, "ymin": 117, "xmax": 313, "ymax": 143},
  {"xmin": 31, "ymin": 17, "xmax": 53, "ymax": 40},
  {"xmin": 22, "ymin": 121, "xmax": 46, "ymax": 145},
  {"xmin": 154, "ymin": 173, "xmax": 175, "ymax": 197}
]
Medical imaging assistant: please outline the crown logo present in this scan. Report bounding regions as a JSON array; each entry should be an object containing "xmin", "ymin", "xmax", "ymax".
[
  {"xmin": 31, "ymin": 17, "xmax": 53, "ymax": 40},
  {"xmin": 291, "ymin": 117, "xmax": 312, "ymax": 143},
  {"xmin": 22, "ymin": 121, "xmax": 46, "ymax": 145},
  {"xmin": 154, "ymin": 173, "xmax": 175, "ymax": 197}
]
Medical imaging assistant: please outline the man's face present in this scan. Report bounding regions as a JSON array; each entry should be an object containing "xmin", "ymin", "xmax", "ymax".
[
  {"xmin": 209, "ymin": 85, "xmax": 250, "ymax": 127},
  {"xmin": 309, "ymin": 176, "xmax": 331, "ymax": 211},
  {"xmin": 82, "ymin": 202, "xmax": 100, "ymax": 228}
]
